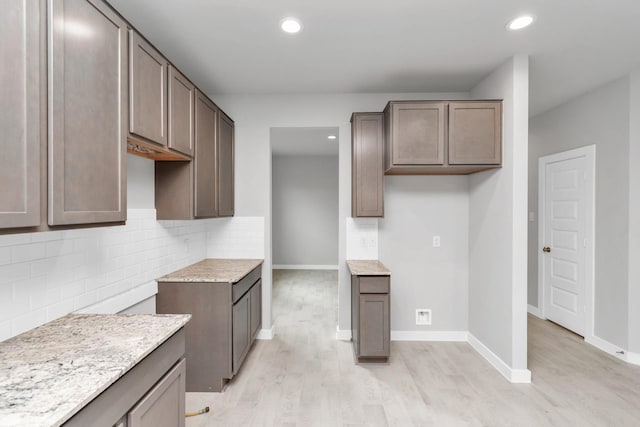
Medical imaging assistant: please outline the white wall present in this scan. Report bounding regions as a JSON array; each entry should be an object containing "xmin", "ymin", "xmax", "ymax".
[
  {"xmin": 272, "ymin": 155, "xmax": 339, "ymax": 267},
  {"xmin": 212, "ymin": 91, "xmax": 469, "ymax": 332},
  {"xmin": 468, "ymin": 55, "xmax": 530, "ymax": 376},
  {"xmin": 379, "ymin": 176, "xmax": 469, "ymax": 332},
  {"xmin": 528, "ymin": 76, "xmax": 631, "ymax": 349},
  {"xmin": 628, "ymin": 71, "xmax": 640, "ymax": 355}
]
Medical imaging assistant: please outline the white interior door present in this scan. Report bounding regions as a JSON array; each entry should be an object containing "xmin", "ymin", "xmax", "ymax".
[{"xmin": 541, "ymin": 154, "xmax": 588, "ymax": 336}]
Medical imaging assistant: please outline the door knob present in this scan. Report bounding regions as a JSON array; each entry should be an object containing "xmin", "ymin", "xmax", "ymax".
[{"xmin": 542, "ymin": 246, "xmax": 551, "ymax": 253}]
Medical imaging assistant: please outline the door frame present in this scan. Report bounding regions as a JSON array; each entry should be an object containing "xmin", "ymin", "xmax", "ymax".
[{"xmin": 538, "ymin": 145, "xmax": 596, "ymax": 340}]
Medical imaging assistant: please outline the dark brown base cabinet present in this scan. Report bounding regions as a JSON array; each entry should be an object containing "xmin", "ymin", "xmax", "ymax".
[
  {"xmin": 156, "ymin": 267, "xmax": 262, "ymax": 392},
  {"xmin": 351, "ymin": 275, "xmax": 390, "ymax": 363},
  {"xmin": 65, "ymin": 330, "xmax": 186, "ymax": 427}
]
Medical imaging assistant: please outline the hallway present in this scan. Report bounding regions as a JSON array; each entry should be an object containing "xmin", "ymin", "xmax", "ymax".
[{"xmin": 186, "ymin": 270, "xmax": 640, "ymax": 426}]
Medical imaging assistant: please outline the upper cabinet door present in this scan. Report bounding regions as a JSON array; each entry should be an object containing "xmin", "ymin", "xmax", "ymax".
[
  {"xmin": 448, "ymin": 101, "xmax": 502, "ymax": 165},
  {"xmin": 48, "ymin": 0, "xmax": 127, "ymax": 225},
  {"xmin": 388, "ymin": 101, "xmax": 446, "ymax": 166},
  {"xmin": 129, "ymin": 30, "xmax": 168, "ymax": 147},
  {"xmin": 352, "ymin": 113, "xmax": 384, "ymax": 218},
  {"xmin": 0, "ymin": 0, "xmax": 43, "ymax": 229},
  {"xmin": 168, "ymin": 66, "xmax": 195, "ymax": 156},
  {"xmin": 194, "ymin": 90, "xmax": 217, "ymax": 218},
  {"xmin": 217, "ymin": 111, "xmax": 234, "ymax": 217}
]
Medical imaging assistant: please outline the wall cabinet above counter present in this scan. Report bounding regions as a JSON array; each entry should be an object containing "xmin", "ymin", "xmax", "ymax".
[
  {"xmin": 351, "ymin": 100, "xmax": 502, "ymax": 217},
  {"xmin": 384, "ymin": 100, "xmax": 502, "ymax": 175},
  {"xmin": 0, "ymin": 0, "xmax": 234, "ymax": 232}
]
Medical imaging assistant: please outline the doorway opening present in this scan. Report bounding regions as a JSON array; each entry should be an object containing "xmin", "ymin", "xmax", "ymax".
[
  {"xmin": 537, "ymin": 145, "xmax": 595, "ymax": 340},
  {"xmin": 270, "ymin": 127, "xmax": 340, "ymax": 326}
]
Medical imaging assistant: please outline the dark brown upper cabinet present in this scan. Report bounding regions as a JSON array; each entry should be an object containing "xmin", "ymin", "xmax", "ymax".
[
  {"xmin": 168, "ymin": 66, "xmax": 195, "ymax": 157},
  {"xmin": 351, "ymin": 113, "xmax": 384, "ymax": 218},
  {"xmin": 383, "ymin": 100, "xmax": 502, "ymax": 175},
  {"xmin": 217, "ymin": 111, "xmax": 235, "ymax": 217},
  {"xmin": 129, "ymin": 30, "xmax": 168, "ymax": 147},
  {"xmin": 155, "ymin": 95, "xmax": 235, "ymax": 221},
  {"xmin": 0, "ymin": 0, "xmax": 43, "ymax": 229},
  {"xmin": 449, "ymin": 101, "xmax": 502, "ymax": 165},
  {"xmin": 384, "ymin": 101, "xmax": 446, "ymax": 172},
  {"xmin": 48, "ymin": 0, "xmax": 128, "ymax": 225},
  {"xmin": 194, "ymin": 90, "xmax": 218, "ymax": 218}
]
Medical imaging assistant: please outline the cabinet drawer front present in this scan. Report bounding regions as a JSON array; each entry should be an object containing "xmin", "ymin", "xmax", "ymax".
[
  {"xmin": 359, "ymin": 276, "xmax": 389, "ymax": 293},
  {"xmin": 232, "ymin": 265, "xmax": 262, "ymax": 303}
]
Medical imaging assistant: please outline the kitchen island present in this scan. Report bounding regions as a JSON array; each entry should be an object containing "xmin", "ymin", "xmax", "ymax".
[
  {"xmin": 0, "ymin": 313, "xmax": 190, "ymax": 427},
  {"xmin": 157, "ymin": 258, "xmax": 264, "ymax": 392}
]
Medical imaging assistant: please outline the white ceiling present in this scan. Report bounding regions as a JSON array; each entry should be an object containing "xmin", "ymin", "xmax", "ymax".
[
  {"xmin": 271, "ymin": 128, "xmax": 339, "ymax": 157},
  {"xmin": 109, "ymin": 0, "xmax": 640, "ymax": 116}
]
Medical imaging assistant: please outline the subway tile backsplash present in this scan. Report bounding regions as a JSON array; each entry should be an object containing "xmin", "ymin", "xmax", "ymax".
[{"xmin": 0, "ymin": 211, "xmax": 265, "ymax": 341}]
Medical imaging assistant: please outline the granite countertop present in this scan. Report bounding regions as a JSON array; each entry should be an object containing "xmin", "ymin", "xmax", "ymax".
[
  {"xmin": 0, "ymin": 313, "xmax": 190, "ymax": 427},
  {"xmin": 346, "ymin": 260, "xmax": 391, "ymax": 276},
  {"xmin": 157, "ymin": 258, "xmax": 264, "ymax": 283}
]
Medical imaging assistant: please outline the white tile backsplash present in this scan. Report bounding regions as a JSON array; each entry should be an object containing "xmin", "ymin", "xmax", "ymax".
[
  {"xmin": 346, "ymin": 217, "xmax": 379, "ymax": 260},
  {"xmin": 0, "ymin": 209, "xmax": 222, "ymax": 340},
  {"xmin": 206, "ymin": 217, "xmax": 265, "ymax": 259}
]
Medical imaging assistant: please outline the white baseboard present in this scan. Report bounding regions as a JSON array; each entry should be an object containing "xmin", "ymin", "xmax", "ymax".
[
  {"xmin": 585, "ymin": 335, "xmax": 640, "ymax": 365},
  {"xmin": 391, "ymin": 330, "xmax": 468, "ymax": 342},
  {"xmin": 527, "ymin": 304, "xmax": 544, "ymax": 319},
  {"xmin": 336, "ymin": 326, "xmax": 352, "ymax": 341},
  {"xmin": 256, "ymin": 326, "xmax": 275, "ymax": 340},
  {"xmin": 272, "ymin": 265, "xmax": 339, "ymax": 270},
  {"xmin": 468, "ymin": 333, "xmax": 532, "ymax": 383},
  {"xmin": 76, "ymin": 281, "xmax": 158, "ymax": 314}
]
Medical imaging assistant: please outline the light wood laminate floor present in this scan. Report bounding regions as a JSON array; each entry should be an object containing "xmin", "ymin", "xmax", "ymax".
[{"xmin": 186, "ymin": 270, "xmax": 640, "ymax": 426}]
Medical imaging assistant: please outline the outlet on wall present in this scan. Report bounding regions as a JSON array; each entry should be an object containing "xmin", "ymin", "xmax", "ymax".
[
  {"xmin": 416, "ymin": 309, "xmax": 432, "ymax": 325},
  {"xmin": 432, "ymin": 236, "xmax": 441, "ymax": 247}
]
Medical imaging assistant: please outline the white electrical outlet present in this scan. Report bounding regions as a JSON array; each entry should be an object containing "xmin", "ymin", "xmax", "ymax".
[
  {"xmin": 432, "ymin": 236, "xmax": 441, "ymax": 247},
  {"xmin": 416, "ymin": 309, "xmax": 432, "ymax": 325}
]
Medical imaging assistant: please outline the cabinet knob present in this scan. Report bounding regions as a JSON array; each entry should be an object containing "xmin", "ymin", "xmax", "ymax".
[{"xmin": 542, "ymin": 246, "xmax": 551, "ymax": 253}]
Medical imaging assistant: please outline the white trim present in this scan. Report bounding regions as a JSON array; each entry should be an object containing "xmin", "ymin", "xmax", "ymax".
[
  {"xmin": 272, "ymin": 264, "xmax": 339, "ymax": 270},
  {"xmin": 390, "ymin": 330, "xmax": 468, "ymax": 342},
  {"xmin": 625, "ymin": 351, "xmax": 640, "ymax": 366},
  {"xmin": 256, "ymin": 326, "xmax": 275, "ymax": 340},
  {"xmin": 468, "ymin": 333, "xmax": 532, "ymax": 383},
  {"xmin": 585, "ymin": 335, "xmax": 640, "ymax": 366},
  {"xmin": 538, "ymin": 145, "xmax": 596, "ymax": 341},
  {"xmin": 336, "ymin": 326, "xmax": 352, "ymax": 341},
  {"xmin": 527, "ymin": 304, "xmax": 545, "ymax": 319},
  {"xmin": 75, "ymin": 281, "xmax": 158, "ymax": 314}
]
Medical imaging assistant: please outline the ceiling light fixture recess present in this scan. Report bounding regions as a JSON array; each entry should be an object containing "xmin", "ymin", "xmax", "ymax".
[
  {"xmin": 507, "ymin": 15, "xmax": 535, "ymax": 30},
  {"xmin": 280, "ymin": 17, "xmax": 302, "ymax": 34},
  {"xmin": 327, "ymin": 135, "xmax": 337, "ymax": 140}
]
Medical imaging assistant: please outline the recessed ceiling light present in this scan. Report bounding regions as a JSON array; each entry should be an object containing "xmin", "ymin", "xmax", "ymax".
[
  {"xmin": 327, "ymin": 135, "xmax": 337, "ymax": 140},
  {"xmin": 280, "ymin": 17, "xmax": 302, "ymax": 34},
  {"xmin": 507, "ymin": 15, "xmax": 535, "ymax": 31}
]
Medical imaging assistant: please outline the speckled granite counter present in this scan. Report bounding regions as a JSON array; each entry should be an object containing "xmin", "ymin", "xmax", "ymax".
[
  {"xmin": 347, "ymin": 260, "xmax": 391, "ymax": 276},
  {"xmin": 0, "ymin": 313, "xmax": 190, "ymax": 427},
  {"xmin": 157, "ymin": 258, "xmax": 263, "ymax": 283}
]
